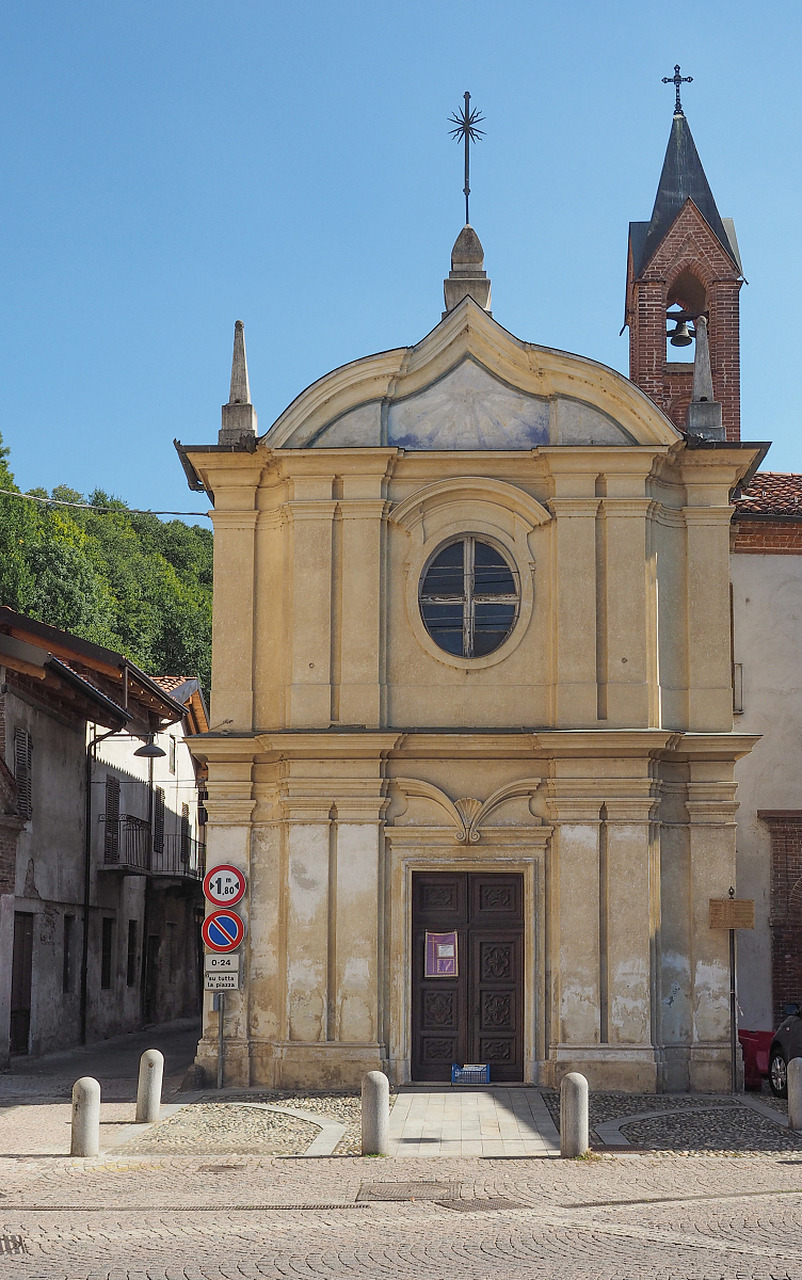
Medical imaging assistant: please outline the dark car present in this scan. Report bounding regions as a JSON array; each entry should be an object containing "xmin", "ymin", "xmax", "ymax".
[{"xmin": 768, "ymin": 1002, "xmax": 802, "ymax": 1097}]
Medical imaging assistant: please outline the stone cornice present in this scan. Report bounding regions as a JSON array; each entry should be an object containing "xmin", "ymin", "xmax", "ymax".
[
  {"xmin": 598, "ymin": 498, "xmax": 657, "ymax": 520},
  {"xmin": 386, "ymin": 825, "xmax": 551, "ymax": 849},
  {"xmin": 257, "ymin": 733, "xmax": 402, "ymax": 760},
  {"xmin": 548, "ymin": 498, "xmax": 600, "ymax": 518},
  {"xmin": 682, "ymin": 506, "xmax": 735, "ymax": 527},
  {"xmin": 187, "ymin": 729, "xmax": 760, "ymax": 766},
  {"xmin": 204, "ymin": 798, "xmax": 257, "ymax": 825},
  {"xmin": 286, "ymin": 500, "xmax": 339, "ymax": 521},
  {"xmin": 210, "ymin": 510, "xmax": 259, "ymax": 532},
  {"xmin": 337, "ymin": 499, "xmax": 393, "ymax": 520}
]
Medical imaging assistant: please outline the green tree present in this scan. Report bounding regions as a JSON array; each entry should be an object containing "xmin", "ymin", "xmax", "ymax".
[{"xmin": 0, "ymin": 433, "xmax": 212, "ymax": 694}]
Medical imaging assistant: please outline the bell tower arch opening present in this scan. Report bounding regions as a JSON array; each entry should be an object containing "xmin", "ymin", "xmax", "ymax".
[{"xmin": 625, "ymin": 107, "xmax": 743, "ymax": 440}]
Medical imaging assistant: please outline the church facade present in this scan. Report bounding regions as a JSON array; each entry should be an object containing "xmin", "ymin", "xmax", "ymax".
[{"xmin": 178, "ymin": 103, "xmax": 766, "ymax": 1093}]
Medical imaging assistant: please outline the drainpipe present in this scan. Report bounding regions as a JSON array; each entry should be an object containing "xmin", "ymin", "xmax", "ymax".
[{"xmin": 80, "ymin": 727, "xmax": 118, "ymax": 1045}]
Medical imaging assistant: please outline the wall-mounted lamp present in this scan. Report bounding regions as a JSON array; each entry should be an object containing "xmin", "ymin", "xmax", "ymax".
[{"xmin": 133, "ymin": 734, "xmax": 166, "ymax": 759}]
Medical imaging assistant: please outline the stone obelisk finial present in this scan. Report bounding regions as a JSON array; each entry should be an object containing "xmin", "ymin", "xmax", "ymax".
[
  {"xmin": 443, "ymin": 225, "xmax": 492, "ymax": 316},
  {"xmin": 686, "ymin": 315, "xmax": 724, "ymax": 439},
  {"xmin": 219, "ymin": 320, "xmax": 258, "ymax": 445}
]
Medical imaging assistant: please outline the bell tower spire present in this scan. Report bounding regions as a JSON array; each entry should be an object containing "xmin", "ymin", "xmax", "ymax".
[{"xmin": 624, "ymin": 74, "xmax": 743, "ymax": 440}]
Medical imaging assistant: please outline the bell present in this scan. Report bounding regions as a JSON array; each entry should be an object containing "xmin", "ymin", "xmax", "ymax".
[{"xmin": 669, "ymin": 320, "xmax": 693, "ymax": 347}]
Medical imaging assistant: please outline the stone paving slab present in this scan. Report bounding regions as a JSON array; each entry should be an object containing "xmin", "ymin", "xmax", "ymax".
[{"xmin": 389, "ymin": 1086, "xmax": 560, "ymax": 1157}]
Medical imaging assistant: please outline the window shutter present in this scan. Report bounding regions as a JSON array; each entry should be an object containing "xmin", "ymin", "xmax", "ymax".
[
  {"xmin": 104, "ymin": 775, "xmax": 120, "ymax": 863},
  {"xmin": 180, "ymin": 802, "xmax": 190, "ymax": 864},
  {"xmin": 14, "ymin": 728, "xmax": 32, "ymax": 821},
  {"xmin": 153, "ymin": 787, "xmax": 165, "ymax": 854}
]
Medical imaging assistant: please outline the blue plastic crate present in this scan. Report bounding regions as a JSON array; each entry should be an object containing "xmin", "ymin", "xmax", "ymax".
[{"xmin": 451, "ymin": 1062, "xmax": 490, "ymax": 1085}]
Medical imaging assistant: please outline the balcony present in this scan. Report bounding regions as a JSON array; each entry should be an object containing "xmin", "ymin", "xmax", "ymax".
[
  {"xmin": 153, "ymin": 834, "xmax": 205, "ymax": 879},
  {"xmin": 100, "ymin": 817, "xmax": 205, "ymax": 879}
]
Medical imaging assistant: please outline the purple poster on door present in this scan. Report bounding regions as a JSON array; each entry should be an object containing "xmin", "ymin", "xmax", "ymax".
[{"xmin": 425, "ymin": 931, "xmax": 458, "ymax": 977}]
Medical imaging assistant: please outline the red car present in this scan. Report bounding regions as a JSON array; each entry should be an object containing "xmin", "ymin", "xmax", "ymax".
[{"xmin": 739, "ymin": 1027, "xmax": 774, "ymax": 1091}]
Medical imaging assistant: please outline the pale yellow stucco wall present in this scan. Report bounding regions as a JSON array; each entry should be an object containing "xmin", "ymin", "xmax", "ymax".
[{"xmin": 184, "ymin": 300, "xmax": 762, "ymax": 1092}]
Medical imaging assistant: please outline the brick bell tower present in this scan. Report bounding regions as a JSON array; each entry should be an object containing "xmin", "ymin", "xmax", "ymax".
[{"xmin": 625, "ymin": 78, "xmax": 743, "ymax": 440}]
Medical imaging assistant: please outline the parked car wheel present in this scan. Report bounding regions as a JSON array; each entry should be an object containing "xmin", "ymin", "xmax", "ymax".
[{"xmin": 769, "ymin": 1049, "xmax": 788, "ymax": 1098}]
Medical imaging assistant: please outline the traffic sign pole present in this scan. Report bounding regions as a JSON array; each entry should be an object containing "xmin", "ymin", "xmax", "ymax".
[
  {"xmin": 202, "ymin": 869, "xmax": 248, "ymax": 1091},
  {"xmin": 214, "ymin": 991, "xmax": 225, "ymax": 1090}
]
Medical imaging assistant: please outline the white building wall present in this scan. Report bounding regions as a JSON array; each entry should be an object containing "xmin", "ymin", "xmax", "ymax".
[{"xmin": 732, "ymin": 551, "xmax": 802, "ymax": 1030}]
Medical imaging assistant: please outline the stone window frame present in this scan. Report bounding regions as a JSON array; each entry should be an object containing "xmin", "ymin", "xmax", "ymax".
[
  {"xmin": 391, "ymin": 477, "xmax": 550, "ymax": 672},
  {"xmin": 418, "ymin": 533, "xmax": 520, "ymax": 660}
]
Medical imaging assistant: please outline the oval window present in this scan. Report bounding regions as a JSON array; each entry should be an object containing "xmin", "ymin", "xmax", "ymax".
[{"xmin": 418, "ymin": 536, "xmax": 519, "ymax": 659}]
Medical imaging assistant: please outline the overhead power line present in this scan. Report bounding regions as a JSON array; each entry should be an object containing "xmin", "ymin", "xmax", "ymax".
[{"xmin": 0, "ymin": 488, "xmax": 212, "ymax": 519}]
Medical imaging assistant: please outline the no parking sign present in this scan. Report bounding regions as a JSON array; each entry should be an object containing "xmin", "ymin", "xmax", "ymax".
[{"xmin": 202, "ymin": 909, "xmax": 245, "ymax": 952}]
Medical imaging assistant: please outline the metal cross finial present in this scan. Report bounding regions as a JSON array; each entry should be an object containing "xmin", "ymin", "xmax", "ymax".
[
  {"xmin": 662, "ymin": 64, "xmax": 693, "ymax": 115},
  {"xmin": 448, "ymin": 91, "xmax": 485, "ymax": 225}
]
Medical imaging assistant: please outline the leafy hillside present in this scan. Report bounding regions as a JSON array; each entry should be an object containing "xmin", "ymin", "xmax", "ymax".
[{"xmin": 0, "ymin": 433, "xmax": 212, "ymax": 693}]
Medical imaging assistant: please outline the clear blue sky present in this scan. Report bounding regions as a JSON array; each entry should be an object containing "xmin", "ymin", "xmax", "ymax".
[{"xmin": 0, "ymin": 1, "xmax": 799, "ymax": 516}]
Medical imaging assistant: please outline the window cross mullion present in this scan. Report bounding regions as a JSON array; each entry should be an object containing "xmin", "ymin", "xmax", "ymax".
[{"xmin": 464, "ymin": 536, "xmax": 475, "ymax": 658}]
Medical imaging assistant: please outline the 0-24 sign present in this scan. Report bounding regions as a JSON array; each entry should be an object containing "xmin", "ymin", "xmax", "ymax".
[{"xmin": 203, "ymin": 864, "xmax": 246, "ymax": 907}]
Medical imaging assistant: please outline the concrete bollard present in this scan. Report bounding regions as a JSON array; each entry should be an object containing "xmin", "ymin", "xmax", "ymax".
[
  {"xmin": 361, "ymin": 1070, "xmax": 390, "ymax": 1156},
  {"xmin": 71, "ymin": 1076, "xmax": 101, "ymax": 1157},
  {"xmin": 789, "ymin": 1057, "xmax": 802, "ymax": 1131},
  {"xmin": 135, "ymin": 1048, "xmax": 165, "ymax": 1124},
  {"xmin": 560, "ymin": 1071, "xmax": 589, "ymax": 1158}
]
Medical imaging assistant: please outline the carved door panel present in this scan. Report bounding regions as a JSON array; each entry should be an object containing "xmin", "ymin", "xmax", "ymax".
[
  {"xmin": 412, "ymin": 874, "xmax": 468, "ymax": 1080},
  {"xmin": 412, "ymin": 872, "xmax": 523, "ymax": 1082}
]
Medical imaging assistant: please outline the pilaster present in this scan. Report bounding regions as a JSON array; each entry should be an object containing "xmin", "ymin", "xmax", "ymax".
[
  {"xmin": 682, "ymin": 503, "xmax": 735, "ymax": 731},
  {"xmin": 548, "ymin": 792, "xmax": 601, "ymax": 1049},
  {"xmin": 550, "ymin": 494, "xmax": 599, "ymax": 727},
  {"xmin": 210, "ymin": 497, "xmax": 258, "ymax": 731},
  {"xmin": 602, "ymin": 495, "xmax": 657, "ymax": 727},
  {"xmin": 337, "ymin": 495, "xmax": 390, "ymax": 727},
  {"xmin": 686, "ymin": 764, "xmax": 739, "ymax": 1091},
  {"xmin": 603, "ymin": 796, "xmax": 658, "ymax": 1052},
  {"xmin": 287, "ymin": 493, "xmax": 337, "ymax": 727}
]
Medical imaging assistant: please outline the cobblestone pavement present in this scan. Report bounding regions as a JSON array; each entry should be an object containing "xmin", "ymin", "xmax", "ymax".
[
  {"xmin": 3, "ymin": 1150, "xmax": 802, "ymax": 1278},
  {"xmin": 4, "ymin": 1036, "xmax": 802, "ymax": 1279},
  {"xmin": 539, "ymin": 1088, "xmax": 802, "ymax": 1154}
]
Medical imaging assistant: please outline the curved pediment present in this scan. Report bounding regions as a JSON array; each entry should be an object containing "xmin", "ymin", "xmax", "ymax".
[{"xmin": 265, "ymin": 298, "xmax": 681, "ymax": 451}]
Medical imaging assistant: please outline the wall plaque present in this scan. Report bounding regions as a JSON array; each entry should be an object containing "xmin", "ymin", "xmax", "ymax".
[
  {"xmin": 709, "ymin": 898, "xmax": 755, "ymax": 930},
  {"xmin": 425, "ymin": 931, "xmax": 458, "ymax": 977}
]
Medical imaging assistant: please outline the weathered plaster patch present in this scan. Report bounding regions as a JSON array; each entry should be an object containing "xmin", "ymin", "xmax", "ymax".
[
  {"xmin": 693, "ymin": 960, "xmax": 730, "ymax": 1035},
  {"xmin": 339, "ymin": 994, "xmax": 373, "ymax": 1041},
  {"xmin": 342, "ymin": 956, "xmax": 370, "ymax": 988},
  {"xmin": 610, "ymin": 959, "xmax": 649, "ymax": 1040}
]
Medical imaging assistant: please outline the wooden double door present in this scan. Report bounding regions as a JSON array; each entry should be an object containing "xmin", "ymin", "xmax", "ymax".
[{"xmin": 411, "ymin": 871, "xmax": 524, "ymax": 1082}]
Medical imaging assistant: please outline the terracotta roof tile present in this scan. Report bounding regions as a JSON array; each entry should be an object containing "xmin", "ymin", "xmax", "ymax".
[
  {"xmin": 150, "ymin": 675, "xmax": 189, "ymax": 694},
  {"xmin": 735, "ymin": 472, "xmax": 802, "ymax": 518}
]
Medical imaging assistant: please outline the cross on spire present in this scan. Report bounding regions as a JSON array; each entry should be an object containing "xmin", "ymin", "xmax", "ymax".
[
  {"xmin": 448, "ymin": 91, "xmax": 485, "ymax": 225},
  {"xmin": 662, "ymin": 64, "xmax": 693, "ymax": 116}
]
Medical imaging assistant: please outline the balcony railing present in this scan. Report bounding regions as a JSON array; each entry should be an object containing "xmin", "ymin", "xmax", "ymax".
[
  {"xmin": 156, "ymin": 834, "xmax": 205, "ymax": 879},
  {"xmin": 101, "ymin": 818, "xmax": 205, "ymax": 879}
]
